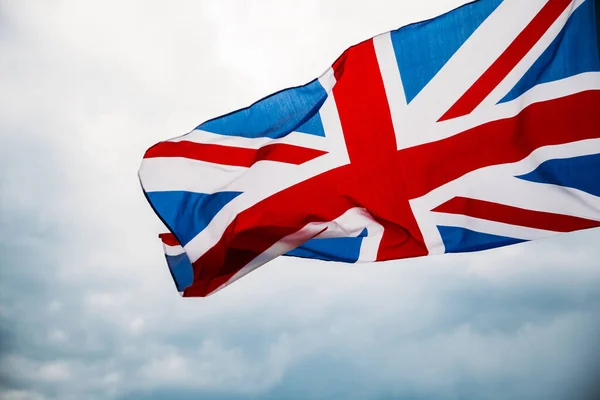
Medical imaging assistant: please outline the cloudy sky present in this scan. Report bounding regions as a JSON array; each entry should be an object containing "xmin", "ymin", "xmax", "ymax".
[{"xmin": 1, "ymin": 0, "xmax": 599, "ymax": 399}]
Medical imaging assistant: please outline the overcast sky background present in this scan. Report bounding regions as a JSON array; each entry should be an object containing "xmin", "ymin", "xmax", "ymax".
[{"xmin": 1, "ymin": 0, "xmax": 599, "ymax": 399}]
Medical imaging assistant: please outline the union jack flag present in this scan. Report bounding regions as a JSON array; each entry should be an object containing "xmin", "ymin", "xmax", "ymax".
[{"xmin": 139, "ymin": 0, "xmax": 600, "ymax": 297}]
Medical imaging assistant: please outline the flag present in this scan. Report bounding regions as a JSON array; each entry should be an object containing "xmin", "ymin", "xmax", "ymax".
[
  {"xmin": 159, "ymin": 233, "xmax": 194, "ymax": 295},
  {"xmin": 139, "ymin": 0, "xmax": 600, "ymax": 297}
]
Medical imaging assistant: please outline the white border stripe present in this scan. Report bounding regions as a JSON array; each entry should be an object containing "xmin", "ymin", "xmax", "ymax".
[
  {"xmin": 432, "ymin": 213, "xmax": 560, "ymax": 241},
  {"xmin": 373, "ymin": 32, "xmax": 409, "ymax": 151},
  {"xmin": 408, "ymin": 0, "xmax": 548, "ymax": 122},
  {"xmin": 318, "ymin": 67, "xmax": 336, "ymax": 93},
  {"xmin": 210, "ymin": 207, "xmax": 383, "ymax": 295},
  {"xmin": 311, "ymin": 207, "xmax": 384, "ymax": 262},
  {"xmin": 139, "ymin": 157, "xmax": 247, "ymax": 194},
  {"xmin": 480, "ymin": 0, "xmax": 585, "ymax": 109},
  {"xmin": 171, "ymin": 129, "xmax": 329, "ymax": 152},
  {"xmin": 210, "ymin": 222, "xmax": 328, "ymax": 295},
  {"xmin": 163, "ymin": 243, "xmax": 186, "ymax": 257}
]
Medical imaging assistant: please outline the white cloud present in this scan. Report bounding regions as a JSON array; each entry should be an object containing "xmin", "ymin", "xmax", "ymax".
[
  {"xmin": 128, "ymin": 316, "xmax": 146, "ymax": 335},
  {"xmin": 47, "ymin": 329, "xmax": 68, "ymax": 343},
  {"xmin": 37, "ymin": 362, "xmax": 71, "ymax": 382},
  {"xmin": 46, "ymin": 301, "xmax": 62, "ymax": 314}
]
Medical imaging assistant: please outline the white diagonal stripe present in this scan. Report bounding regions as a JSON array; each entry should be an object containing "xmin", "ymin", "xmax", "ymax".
[
  {"xmin": 407, "ymin": 0, "xmax": 548, "ymax": 122},
  {"xmin": 479, "ymin": 0, "xmax": 584, "ymax": 109},
  {"xmin": 211, "ymin": 207, "xmax": 384, "ymax": 295},
  {"xmin": 410, "ymin": 137, "xmax": 600, "ymax": 255},
  {"xmin": 163, "ymin": 243, "xmax": 186, "ymax": 257},
  {"xmin": 373, "ymin": 32, "xmax": 408, "ymax": 151},
  {"xmin": 399, "ymin": 72, "xmax": 600, "ymax": 150},
  {"xmin": 432, "ymin": 213, "xmax": 560, "ymax": 241},
  {"xmin": 183, "ymin": 92, "xmax": 349, "ymax": 262}
]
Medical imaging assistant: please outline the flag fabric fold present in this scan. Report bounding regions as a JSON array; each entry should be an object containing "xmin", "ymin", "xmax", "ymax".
[{"xmin": 139, "ymin": 0, "xmax": 600, "ymax": 297}]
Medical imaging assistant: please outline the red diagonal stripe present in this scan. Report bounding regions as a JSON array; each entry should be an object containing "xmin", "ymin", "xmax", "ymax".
[
  {"xmin": 439, "ymin": 0, "xmax": 572, "ymax": 121},
  {"xmin": 144, "ymin": 141, "xmax": 327, "ymax": 167},
  {"xmin": 332, "ymin": 39, "xmax": 398, "ymax": 163},
  {"xmin": 159, "ymin": 233, "xmax": 180, "ymax": 247},
  {"xmin": 404, "ymin": 90, "xmax": 600, "ymax": 199},
  {"xmin": 432, "ymin": 196, "xmax": 600, "ymax": 233}
]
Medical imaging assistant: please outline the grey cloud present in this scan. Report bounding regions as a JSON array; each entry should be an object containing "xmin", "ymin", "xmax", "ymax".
[{"xmin": 4, "ymin": 229, "xmax": 600, "ymax": 399}]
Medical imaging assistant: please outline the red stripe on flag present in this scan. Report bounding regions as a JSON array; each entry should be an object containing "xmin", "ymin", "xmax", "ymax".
[
  {"xmin": 405, "ymin": 90, "xmax": 600, "ymax": 199},
  {"xmin": 332, "ymin": 39, "xmax": 428, "ymax": 261},
  {"xmin": 159, "ymin": 233, "xmax": 180, "ymax": 247},
  {"xmin": 185, "ymin": 224, "xmax": 307, "ymax": 297},
  {"xmin": 439, "ymin": 0, "xmax": 572, "ymax": 121},
  {"xmin": 432, "ymin": 197, "xmax": 600, "ymax": 233},
  {"xmin": 332, "ymin": 39, "xmax": 398, "ymax": 162},
  {"xmin": 145, "ymin": 141, "xmax": 327, "ymax": 167}
]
